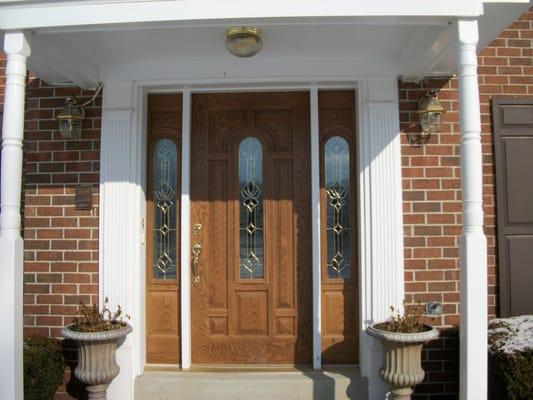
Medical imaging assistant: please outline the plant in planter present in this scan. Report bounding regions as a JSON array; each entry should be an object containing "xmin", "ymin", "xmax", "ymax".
[
  {"xmin": 62, "ymin": 298, "xmax": 131, "ymax": 400},
  {"xmin": 366, "ymin": 302, "xmax": 439, "ymax": 400}
]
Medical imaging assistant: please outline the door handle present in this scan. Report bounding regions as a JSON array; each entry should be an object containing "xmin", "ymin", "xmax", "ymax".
[{"xmin": 192, "ymin": 243, "xmax": 202, "ymax": 287}]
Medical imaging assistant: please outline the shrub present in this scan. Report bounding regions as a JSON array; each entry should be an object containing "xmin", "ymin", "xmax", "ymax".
[
  {"xmin": 24, "ymin": 336, "xmax": 65, "ymax": 400},
  {"xmin": 488, "ymin": 316, "xmax": 533, "ymax": 400}
]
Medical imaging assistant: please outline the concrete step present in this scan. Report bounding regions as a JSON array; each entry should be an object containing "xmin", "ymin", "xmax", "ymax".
[{"xmin": 135, "ymin": 368, "xmax": 368, "ymax": 400}]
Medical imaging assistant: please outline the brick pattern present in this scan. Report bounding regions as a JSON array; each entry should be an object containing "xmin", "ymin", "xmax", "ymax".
[
  {"xmin": 401, "ymin": 9, "xmax": 532, "ymax": 399},
  {"xmin": 22, "ymin": 78, "xmax": 101, "ymax": 338}
]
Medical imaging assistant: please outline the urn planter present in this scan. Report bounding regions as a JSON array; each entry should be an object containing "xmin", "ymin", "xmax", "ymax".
[
  {"xmin": 62, "ymin": 323, "xmax": 132, "ymax": 400},
  {"xmin": 367, "ymin": 324, "xmax": 439, "ymax": 400}
]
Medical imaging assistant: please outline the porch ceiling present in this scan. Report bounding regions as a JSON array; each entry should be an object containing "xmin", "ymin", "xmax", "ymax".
[{"xmin": 1, "ymin": 0, "xmax": 530, "ymax": 87}]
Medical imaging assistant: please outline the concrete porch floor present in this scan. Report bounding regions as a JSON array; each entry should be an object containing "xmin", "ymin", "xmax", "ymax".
[{"xmin": 135, "ymin": 367, "xmax": 368, "ymax": 400}]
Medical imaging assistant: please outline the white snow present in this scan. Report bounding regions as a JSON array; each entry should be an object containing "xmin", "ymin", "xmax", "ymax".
[{"xmin": 489, "ymin": 315, "xmax": 533, "ymax": 355}]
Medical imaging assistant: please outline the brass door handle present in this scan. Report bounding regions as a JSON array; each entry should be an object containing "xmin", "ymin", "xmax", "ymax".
[{"xmin": 192, "ymin": 243, "xmax": 202, "ymax": 287}]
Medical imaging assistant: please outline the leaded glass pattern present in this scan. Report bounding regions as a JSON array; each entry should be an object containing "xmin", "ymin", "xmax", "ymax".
[
  {"xmin": 239, "ymin": 137, "xmax": 264, "ymax": 279},
  {"xmin": 325, "ymin": 136, "xmax": 351, "ymax": 279},
  {"xmin": 153, "ymin": 139, "xmax": 178, "ymax": 280}
]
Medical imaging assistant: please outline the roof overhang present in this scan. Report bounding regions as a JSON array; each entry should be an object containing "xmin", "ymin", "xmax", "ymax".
[{"xmin": 0, "ymin": 0, "xmax": 530, "ymax": 87}]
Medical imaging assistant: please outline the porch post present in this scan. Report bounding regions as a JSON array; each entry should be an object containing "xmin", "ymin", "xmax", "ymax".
[
  {"xmin": 0, "ymin": 31, "xmax": 31, "ymax": 400},
  {"xmin": 457, "ymin": 19, "xmax": 487, "ymax": 400}
]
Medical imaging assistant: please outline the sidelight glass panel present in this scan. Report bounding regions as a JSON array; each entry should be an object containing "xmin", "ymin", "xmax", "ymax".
[
  {"xmin": 325, "ymin": 136, "xmax": 351, "ymax": 279},
  {"xmin": 153, "ymin": 138, "xmax": 178, "ymax": 280},
  {"xmin": 239, "ymin": 137, "xmax": 264, "ymax": 279}
]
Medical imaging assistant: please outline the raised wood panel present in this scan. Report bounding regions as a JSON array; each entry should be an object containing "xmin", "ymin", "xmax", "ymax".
[
  {"xmin": 208, "ymin": 160, "xmax": 229, "ymax": 309},
  {"xmin": 146, "ymin": 94, "xmax": 182, "ymax": 364},
  {"xmin": 319, "ymin": 90, "xmax": 359, "ymax": 364},
  {"xmin": 275, "ymin": 159, "xmax": 295, "ymax": 309},
  {"xmin": 235, "ymin": 291, "xmax": 268, "ymax": 335},
  {"xmin": 191, "ymin": 92, "xmax": 312, "ymax": 364}
]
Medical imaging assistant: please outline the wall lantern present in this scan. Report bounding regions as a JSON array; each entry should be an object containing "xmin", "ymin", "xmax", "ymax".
[
  {"xmin": 57, "ymin": 83, "xmax": 103, "ymax": 139},
  {"xmin": 225, "ymin": 26, "xmax": 263, "ymax": 58},
  {"xmin": 409, "ymin": 89, "xmax": 445, "ymax": 146}
]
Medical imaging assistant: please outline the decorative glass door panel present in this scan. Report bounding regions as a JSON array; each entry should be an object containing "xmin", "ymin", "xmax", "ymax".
[
  {"xmin": 190, "ymin": 92, "xmax": 312, "ymax": 364},
  {"xmin": 146, "ymin": 94, "xmax": 182, "ymax": 364},
  {"xmin": 319, "ymin": 90, "xmax": 358, "ymax": 364}
]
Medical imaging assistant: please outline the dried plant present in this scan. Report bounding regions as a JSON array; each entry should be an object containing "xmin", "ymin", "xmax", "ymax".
[
  {"xmin": 376, "ymin": 301, "xmax": 428, "ymax": 333},
  {"xmin": 69, "ymin": 297, "xmax": 130, "ymax": 332}
]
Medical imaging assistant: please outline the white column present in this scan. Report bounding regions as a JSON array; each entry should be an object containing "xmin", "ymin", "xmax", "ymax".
[
  {"xmin": 0, "ymin": 31, "xmax": 31, "ymax": 400},
  {"xmin": 457, "ymin": 19, "xmax": 487, "ymax": 400},
  {"xmin": 358, "ymin": 78, "xmax": 404, "ymax": 400},
  {"xmin": 310, "ymin": 87, "xmax": 322, "ymax": 370},
  {"xmin": 180, "ymin": 89, "xmax": 192, "ymax": 369}
]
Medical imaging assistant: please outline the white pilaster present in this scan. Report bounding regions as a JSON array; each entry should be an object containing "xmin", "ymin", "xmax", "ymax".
[
  {"xmin": 0, "ymin": 31, "xmax": 31, "ymax": 400},
  {"xmin": 358, "ymin": 77, "xmax": 404, "ymax": 400},
  {"xmin": 99, "ymin": 82, "xmax": 140, "ymax": 400},
  {"xmin": 310, "ymin": 87, "xmax": 322, "ymax": 370},
  {"xmin": 456, "ymin": 19, "xmax": 487, "ymax": 400}
]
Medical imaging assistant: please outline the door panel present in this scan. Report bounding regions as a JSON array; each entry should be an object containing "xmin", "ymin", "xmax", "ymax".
[
  {"xmin": 493, "ymin": 98, "xmax": 533, "ymax": 317},
  {"xmin": 319, "ymin": 90, "xmax": 358, "ymax": 364},
  {"xmin": 190, "ymin": 92, "xmax": 312, "ymax": 365},
  {"xmin": 146, "ymin": 94, "xmax": 182, "ymax": 363}
]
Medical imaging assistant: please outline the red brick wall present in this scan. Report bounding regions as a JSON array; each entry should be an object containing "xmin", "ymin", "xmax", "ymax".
[
  {"xmin": 22, "ymin": 78, "xmax": 101, "ymax": 338},
  {"xmin": 401, "ymin": 9, "xmax": 532, "ymax": 399}
]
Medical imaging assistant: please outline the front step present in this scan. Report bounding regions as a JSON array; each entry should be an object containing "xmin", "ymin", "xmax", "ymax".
[{"xmin": 135, "ymin": 368, "xmax": 368, "ymax": 400}]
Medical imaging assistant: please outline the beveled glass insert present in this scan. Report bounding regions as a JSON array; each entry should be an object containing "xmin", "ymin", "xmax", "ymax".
[
  {"xmin": 153, "ymin": 139, "xmax": 177, "ymax": 280},
  {"xmin": 239, "ymin": 137, "xmax": 264, "ymax": 279},
  {"xmin": 325, "ymin": 136, "xmax": 351, "ymax": 279}
]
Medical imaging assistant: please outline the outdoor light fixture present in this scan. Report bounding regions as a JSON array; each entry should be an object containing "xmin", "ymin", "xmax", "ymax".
[
  {"xmin": 57, "ymin": 83, "xmax": 103, "ymax": 139},
  {"xmin": 409, "ymin": 89, "xmax": 445, "ymax": 146},
  {"xmin": 225, "ymin": 26, "xmax": 263, "ymax": 57}
]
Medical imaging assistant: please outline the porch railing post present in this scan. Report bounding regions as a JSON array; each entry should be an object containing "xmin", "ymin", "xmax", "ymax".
[
  {"xmin": 0, "ymin": 30, "xmax": 31, "ymax": 400},
  {"xmin": 457, "ymin": 18, "xmax": 488, "ymax": 400}
]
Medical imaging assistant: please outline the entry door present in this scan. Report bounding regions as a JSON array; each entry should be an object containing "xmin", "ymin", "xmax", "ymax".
[
  {"xmin": 493, "ymin": 98, "xmax": 533, "ymax": 317},
  {"xmin": 190, "ymin": 92, "xmax": 312, "ymax": 365}
]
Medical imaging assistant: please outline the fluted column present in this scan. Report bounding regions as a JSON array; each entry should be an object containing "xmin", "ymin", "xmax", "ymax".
[
  {"xmin": 457, "ymin": 19, "xmax": 488, "ymax": 400},
  {"xmin": 0, "ymin": 31, "xmax": 31, "ymax": 400}
]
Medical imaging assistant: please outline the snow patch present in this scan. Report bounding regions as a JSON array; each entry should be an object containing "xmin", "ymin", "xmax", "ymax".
[{"xmin": 489, "ymin": 315, "xmax": 533, "ymax": 355}]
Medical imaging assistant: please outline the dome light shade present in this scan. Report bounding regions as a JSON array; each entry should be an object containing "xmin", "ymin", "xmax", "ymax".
[{"xmin": 225, "ymin": 27, "xmax": 263, "ymax": 58}]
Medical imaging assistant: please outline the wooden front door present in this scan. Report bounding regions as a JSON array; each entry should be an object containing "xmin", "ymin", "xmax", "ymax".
[{"xmin": 190, "ymin": 92, "xmax": 312, "ymax": 365}]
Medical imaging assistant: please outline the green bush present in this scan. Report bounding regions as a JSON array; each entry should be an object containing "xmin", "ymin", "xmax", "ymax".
[
  {"xmin": 488, "ymin": 317, "xmax": 533, "ymax": 400},
  {"xmin": 24, "ymin": 336, "xmax": 65, "ymax": 400}
]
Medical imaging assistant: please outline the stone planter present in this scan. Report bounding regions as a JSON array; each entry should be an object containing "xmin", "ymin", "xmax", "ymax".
[
  {"xmin": 62, "ymin": 323, "xmax": 132, "ymax": 400},
  {"xmin": 367, "ymin": 324, "xmax": 439, "ymax": 400}
]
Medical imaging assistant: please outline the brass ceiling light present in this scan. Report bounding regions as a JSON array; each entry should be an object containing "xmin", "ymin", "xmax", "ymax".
[{"xmin": 225, "ymin": 26, "xmax": 263, "ymax": 58}]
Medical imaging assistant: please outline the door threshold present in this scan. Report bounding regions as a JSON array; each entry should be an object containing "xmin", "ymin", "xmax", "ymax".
[{"xmin": 144, "ymin": 364, "xmax": 359, "ymax": 373}]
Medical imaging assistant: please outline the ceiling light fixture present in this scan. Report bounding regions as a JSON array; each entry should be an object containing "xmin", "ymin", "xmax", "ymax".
[{"xmin": 225, "ymin": 26, "xmax": 263, "ymax": 58}]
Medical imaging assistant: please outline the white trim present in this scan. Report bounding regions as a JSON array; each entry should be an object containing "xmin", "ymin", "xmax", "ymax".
[
  {"xmin": 180, "ymin": 89, "xmax": 192, "ymax": 370},
  {"xmin": 310, "ymin": 87, "xmax": 322, "ymax": 370},
  {"xmin": 0, "ymin": 0, "xmax": 487, "ymax": 30},
  {"xmin": 456, "ymin": 18, "xmax": 487, "ymax": 400}
]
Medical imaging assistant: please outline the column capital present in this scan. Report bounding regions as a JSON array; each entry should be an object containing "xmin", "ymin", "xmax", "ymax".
[
  {"xmin": 3, "ymin": 31, "xmax": 31, "ymax": 58},
  {"xmin": 457, "ymin": 19, "xmax": 479, "ymax": 46}
]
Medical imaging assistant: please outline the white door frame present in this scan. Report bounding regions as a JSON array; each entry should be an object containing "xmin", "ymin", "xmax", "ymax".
[{"xmin": 100, "ymin": 77, "xmax": 404, "ymax": 400}]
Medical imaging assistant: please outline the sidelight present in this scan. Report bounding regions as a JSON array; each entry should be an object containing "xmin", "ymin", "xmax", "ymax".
[
  {"xmin": 152, "ymin": 138, "xmax": 178, "ymax": 280},
  {"xmin": 325, "ymin": 136, "xmax": 351, "ymax": 279},
  {"xmin": 239, "ymin": 137, "xmax": 264, "ymax": 279}
]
